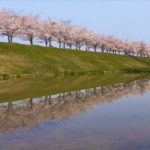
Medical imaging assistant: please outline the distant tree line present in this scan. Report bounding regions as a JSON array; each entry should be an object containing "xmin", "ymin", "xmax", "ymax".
[{"xmin": 0, "ymin": 10, "xmax": 150, "ymax": 57}]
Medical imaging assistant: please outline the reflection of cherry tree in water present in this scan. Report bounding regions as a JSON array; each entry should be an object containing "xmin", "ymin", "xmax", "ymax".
[{"xmin": 0, "ymin": 79, "xmax": 150, "ymax": 133}]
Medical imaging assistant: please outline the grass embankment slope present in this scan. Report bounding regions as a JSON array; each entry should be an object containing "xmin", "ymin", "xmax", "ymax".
[{"xmin": 0, "ymin": 42, "xmax": 150, "ymax": 77}]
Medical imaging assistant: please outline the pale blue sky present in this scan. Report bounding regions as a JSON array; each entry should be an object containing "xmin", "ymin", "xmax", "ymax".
[{"xmin": 0, "ymin": 0, "xmax": 150, "ymax": 43}]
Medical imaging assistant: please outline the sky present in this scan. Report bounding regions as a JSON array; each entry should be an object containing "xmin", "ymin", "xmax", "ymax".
[{"xmin": 0, "ymin": 0, "xmax": 150, "ymax": 43}]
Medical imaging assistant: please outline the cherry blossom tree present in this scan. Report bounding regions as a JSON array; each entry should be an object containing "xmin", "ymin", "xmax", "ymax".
[
  {"xmin": 145, "ymin": 44, "xmax": 150, "ymax": 57},
  {"xmin": 19, "ymin": 14, "xmax": 40, "ymax": 45},
  {"xmin": 59, "ymin": 23, "xmax": 73, "ymax": 49},
  {"xmin": 91, "ymin": 33, "xmax": 101, "ymax": 52},
  {"xmin": 38, "ymin": 20, "xmax": 58, "ymax": 47},
  {"xmin": 70, "ymin": 26, "xmax": 87, "ymax": 50},
  {"xmin": 83, "ymin": 31, "xmax": 92, "ymax": 51},
  {"xmin": 0, "ymin": 10, "xmax": 22, "ymax": 43},
  {"xmin": 54, "ymin": 22, "xmax": 66, "ymax": 48},
  {"xmin": 105, "ymin": 36, "xmax": 117, "ymax": 54},
  {"xmin": 0, "ymin": 10, "xmax": 150, "ymax": 57},
  {"xmin": 97, "ymin": 35, "xmax": 107, "ymax": 53},
  {"xmin": 138, "ymin": 42, "xmax": 147, "ymax": 57},
  {"xmin": 65, "ymin": 26, "xmax": 76, "ymax": 50},
  {"xmin": 38, "ymin": 20, "xmax": 49, "ymax": 46},
  {"xmin": 46, "ymin": 20, "xmax": 58, "ymax": 47},
  {"xmin": 54, "ymin": 22, "xmax": 75, "ymax": 49}
]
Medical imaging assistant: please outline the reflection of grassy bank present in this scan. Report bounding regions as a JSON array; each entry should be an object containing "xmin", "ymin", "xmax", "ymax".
[
  {"xmin": 1, "ymin": 78, "xmax": 150, "ymax": 133},
  {"xmin": 0, "ymin": 74, "xmax": 9, "ymax": 80},
  {"xmin": 0, "ymin": 43, "xmax": 150, "ymax": 78},
  {"xmin": 123, "ymin": 68, "xmax": 150, "ymax": 73},
  {"xmin": 0, "ymin": 73, "xmax": 150, "ymax": 102}
]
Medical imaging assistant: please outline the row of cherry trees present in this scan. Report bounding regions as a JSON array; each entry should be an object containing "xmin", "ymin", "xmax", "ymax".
[{"xmin": 0, "ymin": 10, "xmax": 150, "ymax": 57}]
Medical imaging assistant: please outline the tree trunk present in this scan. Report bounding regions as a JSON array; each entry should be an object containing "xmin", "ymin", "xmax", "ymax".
[
  {"xmin": 10, "ymin": 36, "xmax": 13, "ymax": 43},
  {"xmin": 49, "ymin": 37, "xmax": 52, "ymax": 47},
  {"xmin": 7, "ymin": 35, "xmax": 11, "ymax": 43},
  {"xmin": 45, "ymin": 38, "xmax": 48, "ymax": 47},
  {"xmin": 79, "ymin": 46, "xmax": 81, "ymax": 50},
  {"xmin": 69, "ymin": 45, "xmax": 72, "ymax": 50},
  {"xmin": 29, "ymin": 37, "xmax": 33, "ymax": 45},
  {"xmin": 29, "ymin": 98, "xmax": 33, "ymax": 108},
  {"xmin": 63, "ymin": 43, "xmax": 66, "ymax": 49},
  {"xmin": 94, "ymin": 46, "xmax": 97, "ymax": 52},
  {"xmin": 101, "ymin": 48, "xmax": 104, "ymax": 53},
  {"xmin": 76, "ymin": 42, "xmax": 78, "ymax": 50},
  {"xmin": 86, "ymin": 47, "xmax": 88, "ymax": 51},
  {"xmin": 85, "ymin": 43, "xmax": 88, "ymax": 51},
  {"xmin": 75, "ymin": 91, "xmax": 78, "ymax": 99},
  {"xmin": 8, "ymin": 100, "xmax": 13, "ymax": 112},
  {"xmin": 58, "ymin": 41, "xmax": 61, "ymax": 48}
]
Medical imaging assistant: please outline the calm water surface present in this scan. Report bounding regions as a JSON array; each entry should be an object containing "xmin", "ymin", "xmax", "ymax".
[{"xmin": 0, "ymin": 78, "xmax": 150, "ymax": 150}]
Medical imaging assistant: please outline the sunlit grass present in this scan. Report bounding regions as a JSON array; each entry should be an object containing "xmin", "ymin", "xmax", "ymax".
[{"xmin": 0, "ymin": 42, "xmax": 150, "ymax": 78}]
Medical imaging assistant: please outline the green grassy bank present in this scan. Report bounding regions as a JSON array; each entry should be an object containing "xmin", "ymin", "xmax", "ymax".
[{"xmin": 0, "ymin": 42, "xmax": 150, "ymax": 78}]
